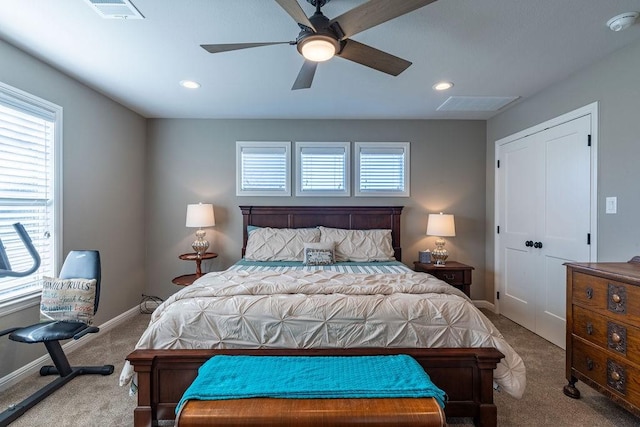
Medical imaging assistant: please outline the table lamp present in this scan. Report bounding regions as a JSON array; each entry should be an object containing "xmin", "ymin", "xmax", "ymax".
[
  {"xmin": 426, "ymin": 213, "xmax": 455, "ymax": 266},
  {"xmin": 185, "ymin": 203, "xmax": 215, "ymax": 258}
]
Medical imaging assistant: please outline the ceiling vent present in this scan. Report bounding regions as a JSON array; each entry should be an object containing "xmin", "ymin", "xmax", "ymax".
[
  {"xmin": 437, "ymin": 96, "xmax": 519, "ymax": 112},
  {"xmin": 84, "ymin": 0, "xmax": 144, "ymax": 19}
]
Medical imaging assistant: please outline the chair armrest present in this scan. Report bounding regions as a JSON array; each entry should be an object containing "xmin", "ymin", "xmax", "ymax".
[
  {"xmin": 0, "ymin": 327, "xmax": 21, "ymax": 337},
  {"xmin": 73, "ymin": 326, "xmax": 99, "ymax": 340}
]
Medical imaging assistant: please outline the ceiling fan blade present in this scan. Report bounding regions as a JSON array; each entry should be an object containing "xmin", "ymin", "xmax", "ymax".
[
  {"xmin": 330, "ymin": 0, "xmax": 437, "ymax": 39},
  {"xmin": 337, "ymin": 39, "xmax": 411, "ymax": 76},
  {"xmin": 275, "ymin": 0, "xmax": 316, "ymax": 31},
  {"xmin": 201, "ymin": 42, "xmax": 290, "ymax": 54},
  {"xmin": 292, "ymin": 60, "xmax": 318, "ymax": 90}
]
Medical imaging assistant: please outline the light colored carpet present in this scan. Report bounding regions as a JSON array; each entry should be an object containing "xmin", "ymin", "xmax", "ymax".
[
  {"xmin": 476, "ymin": 311, "xmax": 639, "ymax": 427},
  {"xmin": 0, "ymin": 314, "xmax": 149, "ymax": 427},
  {"xmin": 0, "ymin": 309, "xmax": 639, "ymax": 426}
]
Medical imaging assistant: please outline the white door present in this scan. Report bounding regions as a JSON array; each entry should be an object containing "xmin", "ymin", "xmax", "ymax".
[
  {"xmin": 497, "ymin": 114, "xmax": 593, "ymax": 348},
  {"xmin": 497, "ymin": 133, "xmax": 539, "ymax": 331},
  {"xmin": 535, "ymin": 115, "xmax": 592, "ymax": 347}
]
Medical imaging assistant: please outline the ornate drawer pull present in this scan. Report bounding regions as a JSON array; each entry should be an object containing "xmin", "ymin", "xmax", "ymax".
[
  {"xmin": 586, "ymin": 358, "xmax": 594, "ymax": 370},
  {"xmin": 608, "ymin": 284, "xmax": 626, "ymax": 314},
  {"xmin": 607, "ymin": 359, "xmax": 626, "ymax": 394},
  {"xmin": 586, "ymin": 288, "xmax": 593, "ymax": 299},
  {"xmin": 586, "ymin": 323, "xmax": 593, "ymax": 335},
  {"xmin": 443, "ymin": 274, "xmax": 455, "ymax": 281},
  {"xmin": 608, "ymin": 322, "xmax": 627, "ymax": 354}
]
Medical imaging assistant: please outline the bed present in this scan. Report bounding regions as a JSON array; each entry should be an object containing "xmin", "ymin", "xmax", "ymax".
[{"xmin": 123, "ymin": 206, "xmax": 525, "ymax": 427}]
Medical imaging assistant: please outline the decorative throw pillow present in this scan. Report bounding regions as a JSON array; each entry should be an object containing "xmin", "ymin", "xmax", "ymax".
[
  {"xmin": 318, "ymin": 226, "xmax": 395, "ymax": 262},
  {"xmin": 244, "ymin": 227, "xmax": 321, "ymax": 261},
  {"xmin": 303, "ymin": 242, "xmax": 335, "ymax": 266},
  {"xmin": 40, "ymin": 277, "xmax": 97, "ymax": 324}
]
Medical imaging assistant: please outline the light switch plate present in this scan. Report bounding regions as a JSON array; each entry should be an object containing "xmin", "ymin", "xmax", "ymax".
[{"xmin": 606, "ymin": 197, "xmax": 617, "ymax": 214}]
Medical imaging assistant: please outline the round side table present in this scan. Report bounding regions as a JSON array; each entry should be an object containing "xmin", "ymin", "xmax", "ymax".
[{"xmin": 172, "ymin": 252, "xmax": 218, "ymax": 286}]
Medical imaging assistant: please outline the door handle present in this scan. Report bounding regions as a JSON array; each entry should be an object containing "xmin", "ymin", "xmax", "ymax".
[
  {"xmin": 525, "ymin": 240, "xmax": 534, "ymax": 247},
  {"xmin": 534, "ymin": 241, "xmax": 543, "ymax": 248}
]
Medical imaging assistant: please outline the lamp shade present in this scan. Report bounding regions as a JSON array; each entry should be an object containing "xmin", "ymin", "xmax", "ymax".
[
  {"xmin": 426, "ymin": 213, "xmax": 455, "ymax": 237},
  {"xmin": 185, "ymin": 203, "xmax": 215, "ymax": 228}
]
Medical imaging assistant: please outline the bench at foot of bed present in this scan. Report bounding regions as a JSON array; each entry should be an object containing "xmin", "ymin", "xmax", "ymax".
[
  {"xmin": 127, "ymin": 347, "xmax": 504, "ymax": 427},
  {"xmin": 176, "ymin": 398, "xmax": 445, "ymax": 427}
]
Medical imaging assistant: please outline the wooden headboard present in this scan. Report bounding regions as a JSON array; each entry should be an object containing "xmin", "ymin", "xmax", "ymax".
[{"xmin": 240, "ymin": 206, "xmax": 403, "ymax": 261}]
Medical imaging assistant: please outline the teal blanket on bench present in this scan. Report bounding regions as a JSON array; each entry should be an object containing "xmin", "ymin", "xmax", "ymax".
[{"xmin": 176, "ymin": 354, "xmax": 446, "ymax": 413}]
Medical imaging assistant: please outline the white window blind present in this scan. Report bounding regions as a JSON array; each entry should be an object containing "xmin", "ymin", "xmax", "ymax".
[
  {"xmin": 236, "ymin": 141, "xmax": 291, "ymax": 196},
  {"xmin": 0, "ymin": 83, "xmax": 61, "ymax": 304},
  {"xmin": 355, "ymin": 142, "xmax": 410, "ymax": 197},
  {"xmin": 296, "ymin": 142, "xmax": 350, "ymax": 196}
]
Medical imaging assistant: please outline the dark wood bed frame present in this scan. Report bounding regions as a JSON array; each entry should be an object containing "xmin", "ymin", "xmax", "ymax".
[{"xmin": 127, "ymin": 206, "xmax": 504, "ymax": 427}]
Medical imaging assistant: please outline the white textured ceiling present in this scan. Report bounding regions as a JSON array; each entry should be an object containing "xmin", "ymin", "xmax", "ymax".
[{"xmin": 0, "ymin": 0, "xmax": 639, "ymax": 119}]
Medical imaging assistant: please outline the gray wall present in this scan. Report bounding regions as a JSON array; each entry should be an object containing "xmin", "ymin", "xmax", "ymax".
[
  {"xmin": 145, "ymin": 119, "xmax": 487, "ymax": 300},
  {"xmin": 0, "ymin": 40, "xmax": 146, "ymax": 376},
  {"xmin": 485, "ymin": 39, "xmax": 640, "ymax": 300}
]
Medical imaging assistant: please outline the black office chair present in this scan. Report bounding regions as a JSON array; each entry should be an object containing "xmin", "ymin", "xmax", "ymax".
[{"xmin": 0, "ymin": 232, "xmax": 114, "ymax": 425}]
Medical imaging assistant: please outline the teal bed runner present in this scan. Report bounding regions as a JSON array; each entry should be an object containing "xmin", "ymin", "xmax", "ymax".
[
  {"xmin": 229, "ymin": 259, "xmax": 412, "ymax": 274},
  {"xmin": 176, "ymin": 354, "xmax": 446, "ymax": 413}
]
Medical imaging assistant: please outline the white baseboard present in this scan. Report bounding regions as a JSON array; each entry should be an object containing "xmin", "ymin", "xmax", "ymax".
[
  {"xmin": 473, "ymin": 299, "xmax": 496, "ymax": 312},
  {"xmin": 0, "ymin": 306, "xmax": 140, "ymax": 392}
]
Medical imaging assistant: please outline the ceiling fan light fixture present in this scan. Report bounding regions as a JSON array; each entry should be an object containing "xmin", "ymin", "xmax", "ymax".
[{"xmin": 298, "ymin": 36, "xmax": 339, "ymax": 62}]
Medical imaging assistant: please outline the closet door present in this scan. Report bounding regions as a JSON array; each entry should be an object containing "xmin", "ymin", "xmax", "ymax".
[
  {"xmin": 497, "ymin": 114, "xmax": 592, "ymax": 348},
  {"xmin": 497, "ymin": 133, "xmax": 540, "ymax": 332},
  {"xmin": 535, "ymin": 115, "xmax": 591, "ymax": 348}
]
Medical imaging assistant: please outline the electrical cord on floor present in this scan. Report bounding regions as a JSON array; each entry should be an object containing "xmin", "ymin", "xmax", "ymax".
[{"xmin": 139, "ymin": 294, "xmax": 164, "ymax": 314}]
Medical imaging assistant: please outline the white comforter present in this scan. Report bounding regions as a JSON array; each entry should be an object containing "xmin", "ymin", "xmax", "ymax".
[{"xmin": 120, "ymin": 269, "xmax": 526, "ymax": 398}]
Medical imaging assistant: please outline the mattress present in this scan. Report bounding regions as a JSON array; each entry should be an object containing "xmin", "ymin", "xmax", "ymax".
[{"xmin": 120, "ymin": 265, "xmax": 526, "ymax": 399}]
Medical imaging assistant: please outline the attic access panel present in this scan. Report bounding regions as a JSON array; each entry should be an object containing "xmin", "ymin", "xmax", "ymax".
[{"xmin": 83, "ymin": 0, "xmax": 144, "ymax": 19}]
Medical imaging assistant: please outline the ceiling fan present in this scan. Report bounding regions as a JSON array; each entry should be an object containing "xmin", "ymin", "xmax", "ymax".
[{"xmin": 201, "ymin": 0, "xmax": 438, "ymax": 90}]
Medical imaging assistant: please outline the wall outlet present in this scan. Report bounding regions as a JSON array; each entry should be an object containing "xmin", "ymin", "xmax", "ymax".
[{"xmin": 606, "ymin": 197, "xmax": 617, "ymax": 214}]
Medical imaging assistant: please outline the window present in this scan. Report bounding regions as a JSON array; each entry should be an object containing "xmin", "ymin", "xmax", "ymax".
[
  {"xmin": 236, "ymin": 141, "xmax": 291, "ymax": 196},
  {"xmin": 355, "ymin": 142, "xmax": 410, "ymax": 197},
  {"xmin": 295, "ymin": 142, "xmax": 350, "ymax": 197},
  {"xmin": 0, "ymin": 82, "xmax": 61, "ymax": 307}
]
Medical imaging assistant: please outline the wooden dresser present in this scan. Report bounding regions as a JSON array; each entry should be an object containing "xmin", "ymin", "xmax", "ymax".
[{"xmin": 564, "ymin": 256, "xmax": 640, "ymax": 416}]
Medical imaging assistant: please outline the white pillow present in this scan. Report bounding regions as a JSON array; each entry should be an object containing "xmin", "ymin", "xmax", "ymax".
[
  {"xmin": 318, "ymin": 226, "xmax": 395, "ymax": 262},
  {"xmin": 40, "ymin": 277, "xmax": 97, "ymax": 324},
  {"xmin": 303, "ymin": 242, "xmax": 335, "ymax": 266},
  {"xmin": 244, "ymin": 227, "xmax": 320, "ymax": 261}
]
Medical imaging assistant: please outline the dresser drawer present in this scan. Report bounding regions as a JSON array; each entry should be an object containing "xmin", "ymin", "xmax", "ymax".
[
  {"xmin": 572, "ymin": 272, "xmax": 640, "ymax": 324},
  {"xmin": 573, "ymin": 305, "xmax": 640, "ymax": 365},
  {"xmin": 572, "ymin": 337, "xmax": 640, "ymax": 403},
  {"xmin": 430, "ymin": 270, "xmax": 464, "ymax": 285}
]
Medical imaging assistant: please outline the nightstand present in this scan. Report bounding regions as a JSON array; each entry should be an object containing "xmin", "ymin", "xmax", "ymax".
[
  {"xmin": 172, "ymin": 252, "xmax": 218, "ymax": 286},
  {"xmin": 413, "ymin": 261, "xmax": 474, "ymax": 297}
]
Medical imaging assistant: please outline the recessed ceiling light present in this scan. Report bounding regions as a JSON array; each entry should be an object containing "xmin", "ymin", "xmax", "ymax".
[
  {"xmin": 180, "ymin": 80, "xmax": 201, "ymax": 89},
  {"xmin": 433, "ymin": 81, "xmax": 454, "ymax": 91}
]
